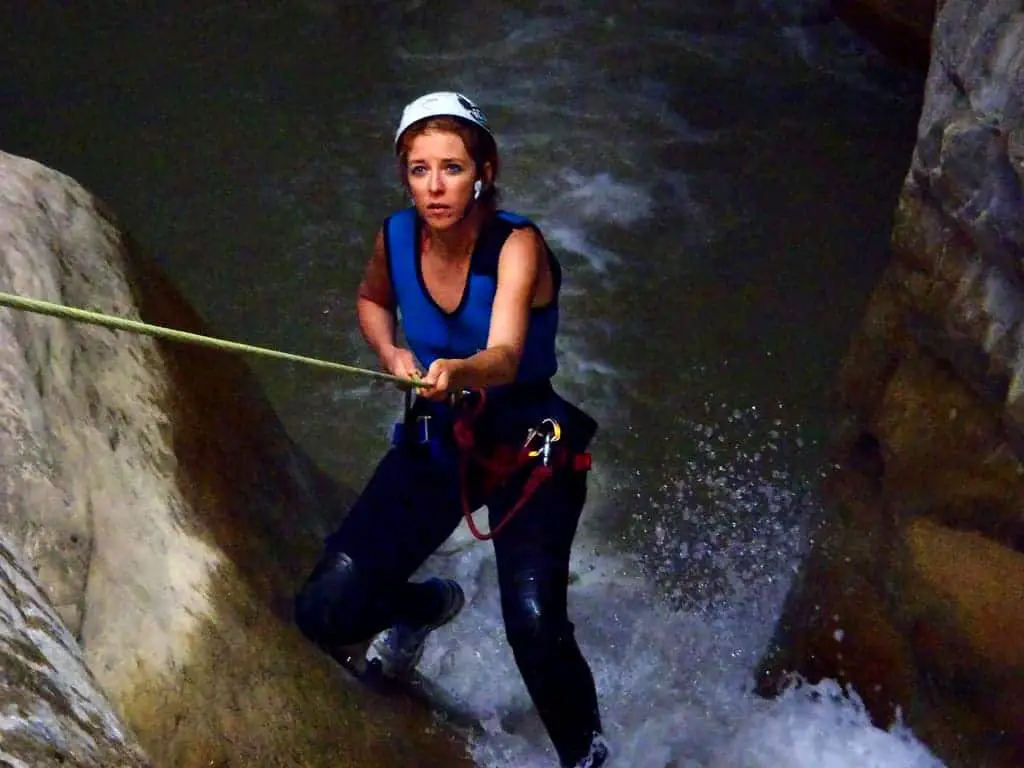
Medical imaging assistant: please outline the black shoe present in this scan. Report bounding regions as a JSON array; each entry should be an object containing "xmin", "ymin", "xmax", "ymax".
[{"xmin": 366, "ymin": 578, "xmax": 465, "ymax": 680}]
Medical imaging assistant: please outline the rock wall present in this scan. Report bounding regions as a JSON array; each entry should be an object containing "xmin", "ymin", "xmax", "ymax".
[
  {"xmin": 0, "ymin": 532, "xmax": 150, "ymax": 767},
  {"xmin": 0, "ymin": 149, "xmax": 470, "ymax": 767},
  {"xmin": 756, "ymin": 2, "xmax": 1024, "ymax": 767}
]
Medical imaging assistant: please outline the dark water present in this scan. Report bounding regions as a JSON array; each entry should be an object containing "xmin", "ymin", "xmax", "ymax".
[{"xmin": 3, "ymin": 3, "xmax": 944, "ymax": 766}]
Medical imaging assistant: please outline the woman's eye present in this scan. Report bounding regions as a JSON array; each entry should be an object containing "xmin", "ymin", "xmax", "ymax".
[
  {"xmin": 445, "ymin": 163, "xmax": 464, "ymax": 174},
  {"xmin": 409, "ymin": 165, "xmax": 427, "ymax": 176}
]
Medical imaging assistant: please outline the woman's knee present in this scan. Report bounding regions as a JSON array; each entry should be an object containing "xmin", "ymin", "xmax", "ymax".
[
  {"xmin": 294, "ymin": 550, "xmax": 365, "ymax": 645},
  {"xmin": 502, "ymin": 590, "xmax": 575, "ymax": 662},
  {"xmin": 496, "ymin": 541, "xmax": 576, "ymax": 662}
]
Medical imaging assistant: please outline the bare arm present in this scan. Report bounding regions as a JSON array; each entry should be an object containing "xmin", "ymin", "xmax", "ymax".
[{"xmin": 357, "ymin": 229, "xmax": 421, "ymax": 378}]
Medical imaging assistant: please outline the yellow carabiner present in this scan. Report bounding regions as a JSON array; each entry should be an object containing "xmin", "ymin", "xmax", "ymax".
[{"xmin": 526, "ymin": 418, "xmax": 561, "ymax": 458}]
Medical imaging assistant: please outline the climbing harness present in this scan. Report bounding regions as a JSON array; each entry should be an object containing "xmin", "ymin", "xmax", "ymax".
[{"xmin": 395, "ymin": 387, "xmax": 592, "ymax": 542}]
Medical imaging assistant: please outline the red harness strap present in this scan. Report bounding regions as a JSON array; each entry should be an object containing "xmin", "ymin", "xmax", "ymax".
[{"xmin": 451, "ymin": 389, "xmax": 591, "ymax": 541}]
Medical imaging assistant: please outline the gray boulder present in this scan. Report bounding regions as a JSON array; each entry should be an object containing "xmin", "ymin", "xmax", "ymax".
[{"xmin": 0, "ymin": 149, "xmax": 470, "ymax": 767}]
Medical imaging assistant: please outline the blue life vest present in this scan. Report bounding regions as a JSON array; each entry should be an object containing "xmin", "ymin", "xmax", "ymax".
[{"xmin": 383, "ymin": 208, "xmax": 560, "ymax": 384}]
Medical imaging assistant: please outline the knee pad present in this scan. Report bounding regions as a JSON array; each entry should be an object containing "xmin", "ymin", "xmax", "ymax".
[{"xmin": 294, "ymin": 551, "xmax": 360, "ymax": 642}]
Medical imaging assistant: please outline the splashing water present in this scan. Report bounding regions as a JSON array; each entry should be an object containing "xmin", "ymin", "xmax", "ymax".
[{"xmin": 407, "ymin": 404, "xmax": 945, "ymax": 767}]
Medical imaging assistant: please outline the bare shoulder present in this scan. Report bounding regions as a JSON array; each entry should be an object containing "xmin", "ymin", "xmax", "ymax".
[
  {"xmin": 498, "ymin": 225, "xmax": 546, "ymax": 272},
  {"xmin": 496, "ymin": 224, "xmax": 555, "ymax": 306},
  {"xmin": 505, "ymin": 224, "xmax": 545, "ymax": 251}
]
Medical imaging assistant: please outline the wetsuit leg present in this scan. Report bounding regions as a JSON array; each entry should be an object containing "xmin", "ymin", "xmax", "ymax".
[
  {"xmin": 490, "ymin": 470, "xmax": 604, "ymax": 767},
  {"xmin": 294, "ymin": 445, "xmax": 463, "ymax": 661}
]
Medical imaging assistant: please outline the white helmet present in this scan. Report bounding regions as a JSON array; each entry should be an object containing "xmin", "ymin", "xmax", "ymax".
[{"xmin": 394, "ymin": 91, "xmax": 492, "ymax": 148}]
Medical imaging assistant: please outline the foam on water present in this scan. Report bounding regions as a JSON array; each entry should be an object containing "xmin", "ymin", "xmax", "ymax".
[{"xmin": 405, "ymin": 402, "xmax": 946, "ymax": 767}]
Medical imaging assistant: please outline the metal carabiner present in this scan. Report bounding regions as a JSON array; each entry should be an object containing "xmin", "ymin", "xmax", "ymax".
[{"xmin": 526, "ymin": 418, "xmax": 561, "ymax": 463}]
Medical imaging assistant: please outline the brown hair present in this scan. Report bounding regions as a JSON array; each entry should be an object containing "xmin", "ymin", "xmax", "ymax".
[{"xmin": 396, "ymin": 116, "xmax": 501, "ymax": 206}]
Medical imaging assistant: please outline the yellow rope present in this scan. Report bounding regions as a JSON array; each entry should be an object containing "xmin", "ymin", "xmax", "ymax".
[{"xmin": 0, "ymin": 291, "xmax": 425, "ymax": 388}]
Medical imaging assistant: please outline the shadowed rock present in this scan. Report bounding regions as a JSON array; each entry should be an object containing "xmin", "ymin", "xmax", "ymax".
[
  {"xmin": 834, "ymin": 0, "xmax": 936, "ymax": 69},
  {"xmin": 0, "ymin": 149, "xmax": 471, "ymax": 767},
  {"xmin": 0, "ymin": 532, "xmax": 151, "ymax": 766}
]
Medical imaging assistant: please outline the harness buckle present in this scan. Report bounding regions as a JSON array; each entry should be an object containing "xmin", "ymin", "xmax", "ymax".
[{"xmin": 416, "ymin": 414, "xmax": 432, "ymax": 444}]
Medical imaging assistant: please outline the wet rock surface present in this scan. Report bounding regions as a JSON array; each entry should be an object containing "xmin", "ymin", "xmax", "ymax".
[{"xmin": 757, "ymin": 3, "xmax": 1024, "ymax": 766}]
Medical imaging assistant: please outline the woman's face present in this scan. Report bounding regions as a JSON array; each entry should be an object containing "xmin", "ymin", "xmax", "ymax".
[{"xmin": 404, "ymin": 129, "xmax": 480, "ymax": 229}]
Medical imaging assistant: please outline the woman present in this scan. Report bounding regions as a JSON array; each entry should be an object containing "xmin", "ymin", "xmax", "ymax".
[{"xmin": 295, "ymin": 91, "xmax": 608, "ymax": 768}]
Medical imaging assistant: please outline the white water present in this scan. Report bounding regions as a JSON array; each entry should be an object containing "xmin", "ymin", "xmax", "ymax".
[{"xmin": 411, "ymin": 405, "xmax": 944, "ymax": 767}]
